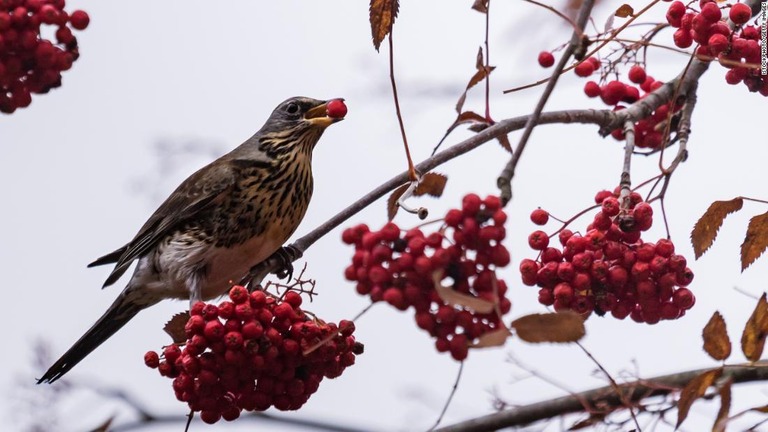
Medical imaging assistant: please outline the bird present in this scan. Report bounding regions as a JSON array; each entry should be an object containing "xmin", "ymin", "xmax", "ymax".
[{"xmin": 37, "ymin": 96, "xmax": 345, "ymax": 384}]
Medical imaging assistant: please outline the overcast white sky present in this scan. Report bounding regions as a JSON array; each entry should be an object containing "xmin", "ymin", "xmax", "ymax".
[{"xmin": 2, "ymin": 1, "xmax": 767, "ymax": 431}]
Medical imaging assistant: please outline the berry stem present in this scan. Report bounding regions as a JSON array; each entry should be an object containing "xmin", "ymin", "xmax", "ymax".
[{"xmin": 387, "ymin": 31, "xmax": 418, "ymax": 182}]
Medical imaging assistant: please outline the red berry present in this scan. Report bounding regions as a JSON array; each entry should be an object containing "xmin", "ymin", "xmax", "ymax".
[
  {"xmin": 708, "ymin": 33, "xmax": 729, "ymax": 55},
  {"xmin": 700, "ymin": 2, "xmax": 722, "ymax": 22},
  {"xmin": 462, "ymin": 193, "xmax": 482, "ymax": 216},
  {"xmin": 144, "ymin": 351, "xmax": 160, "ymax": 368},
  {"xmin": 584, "ymin": 81, "xmax": 601, "ymax": 98},
  {"xmin": 528, "ymin": 230, "xmax": 550, "ymax": 250},
  {"xmin": 69, "ymin": 9, "xmax": 89, "ymax": 30},
  {"xmin": 728, "ymin": 3, "xmax": 752, "ymax": 25},
  {"xmin": 326, "ymin": 99, "xmax": 347, "ymax": 118},
  {"xmin": 673, "ymin": 28, "xmax": 693, "ymax": 48},
  {"xmin": 574, "ymin": 60, "xmax": 595, "ymax": 77},
  {"xmin": 530, "ymin": 208, "xmax": 549, "ymax": 225},
  {"xmin": 628, "ymin": 66, "xmax": 647, "ymax": 84},
  {"xmin": 600, "ymin": 81, "xmax": 627, "ymax": 106},
  {"xmin": 538, "ymin": 51, "xmax": 555, "ymax": 68}
]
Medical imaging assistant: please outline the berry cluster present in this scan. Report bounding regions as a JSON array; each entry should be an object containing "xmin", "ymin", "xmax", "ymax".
[
  {"xmin": 342, "ymin": 194, "xmax": 512, "ymax": 361},
  {"xmin": 145, "ymin": 286, "xmax": 362, "ymax": 424},
  {"xmin": 0, "ymin": 0, "xmax": 89, "ymax": 113},
  {"xmin": 522, "ymin": 189, "xmax": 695, "ymax": 324},
  {"xmin": 667, "ymin": 0, "xmax": 766, "ymax": 96},
  {"xmin": 574, "ymin": 60, "xmax": 681, "ymax": 149}
]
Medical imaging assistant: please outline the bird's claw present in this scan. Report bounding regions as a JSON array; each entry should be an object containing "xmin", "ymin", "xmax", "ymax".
[{"xmin": 273, "ymin": 246, "xmax": 300, "ymax": 281}]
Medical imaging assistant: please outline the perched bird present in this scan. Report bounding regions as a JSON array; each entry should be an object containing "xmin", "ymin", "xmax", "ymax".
[{"xmin": 38, "ymin": 96, "xmax": 345, "ymax": 384}]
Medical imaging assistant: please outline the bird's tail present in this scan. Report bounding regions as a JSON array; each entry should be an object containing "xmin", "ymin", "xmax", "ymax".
[{"xmin": 37, "ymin": 291, "xmax": 148, "ymax": 384}]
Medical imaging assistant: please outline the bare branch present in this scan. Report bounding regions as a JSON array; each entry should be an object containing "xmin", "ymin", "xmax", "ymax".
[{"xmin": 434, "ymin": 361, "xmax": 768, "ymax": 432}]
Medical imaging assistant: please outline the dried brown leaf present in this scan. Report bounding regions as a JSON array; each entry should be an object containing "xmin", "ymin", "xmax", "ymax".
[
  {"xmin": 691, "ymin": 198, "xmax": 743, "ymax": 259},
  {"xmin": 369, "ymin": 0, "xmax": 399, "ymax": 51},
  {"xmin": 497, "ymin": 134, "xmax": 512, "ymax": 153},
  {"xmin": 433, "ymin": 270, "xmax": 495, "ymax": 314},
  {"xmin": 414, "ymin": 173, "xmax": 448, "ymax": 198},
  {"xmin": 712, "ymin": 378, "xmax": 732, "ymax": 432},
  {"xmin": 703, "ymin": 311, "xmax": 731, "ymax": 361},
  {"xmin": 676, "ymin": 368, "xmax": 723, "ymax": 429},
  {"xmin": 614, "ymin": 4, "xmax": 634, "ymax": 18},
  {"xmin": 740, "ymin": 211, "xmax": 768, "ymax": 271},
  {"xmin": 741, "ymin": 293, "xmax": 768, "ymax": 362},
  {"xmin": 569, "ymin": 414, "xmax": 605, "ymax": 430},
  {"xmin": 471, "ymin": 328, "xmax": 510, "ymax": 348},
  {"xmin": 164, "ymin": 311, "xmax": 190, "ymax": 344},
  {"xmin": 91, "ymin": 416, "xmax": 115, "ymax": 432},
  {"xmin": 387, "ymin": 183, "xmax": 409, "ymax": 221},
  {"xmin": 511, "ymin": 312, "xmax": 585, "ymax": 344},
  {"xmin": 471, "ymin": 0, "xmax": 488, "ymax": 13},
  {"xmin": 752, "ymin": 404, "xmax": 768, "ymax": 413}
]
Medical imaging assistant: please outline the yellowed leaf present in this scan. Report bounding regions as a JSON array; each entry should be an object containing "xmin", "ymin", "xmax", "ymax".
[
  {"xmin": 712, "ymin": 378, "xmax": 732, "ymax": 432},
  {"xmin": 691, "ymin": 198, "xmax": 743, "ymax": 259},
  {"xmin": 387, "ymin": 183, "xmax": 409, "ymax": 221},
  {"xmin": 369, "ymin": 0, "xmax": 399, "ymax": 51},
  {"xmin": 703, "ymin": 311, "xmax": 731, "ymax": 361},
  {"xmin": 614, "ymin": 4, "xmax": 634, "ymax": 18},
  {"xmin": 433, "ymin": 270, "xmax": 495, "ymax": 314},
  {"xmin": 741, "ymin": 212, "xmax": 768, "ymax": 271},
  {"xmin": 676, "ymin": 368, "xmax": 723, "ymax": 429},
  {"xmin": 741, "ymin": 293, "xmax": 768, "ymax": 362},
  {"xmin": 164, "ymin": 311, "xmax": 190, "ymax": 344},
  {"xmin": 471, "ymin": 328, "xmax": 510, "ymax": 348},
  {"xmin": 511, "ymin": 312, "xmax": 585, "ymax": 343},
  {"xmin": 414, "ymin": 172, "xmax": 448, "ymax": 198}
]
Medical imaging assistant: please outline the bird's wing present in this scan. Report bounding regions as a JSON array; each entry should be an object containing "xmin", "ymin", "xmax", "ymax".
[{"xmin": 91, "ymin": 153, "xmax": 271, "ymax": 288}]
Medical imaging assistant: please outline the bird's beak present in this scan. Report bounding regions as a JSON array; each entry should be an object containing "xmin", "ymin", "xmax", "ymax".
[{"xmin": 304, "ymin": 101, "xmax": 343, "ymax": 128}]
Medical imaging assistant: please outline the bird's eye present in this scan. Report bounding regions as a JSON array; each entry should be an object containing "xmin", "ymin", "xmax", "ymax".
[{"xmin": 286, "ymin": 103, "xmax": 300, "ymax": 114}]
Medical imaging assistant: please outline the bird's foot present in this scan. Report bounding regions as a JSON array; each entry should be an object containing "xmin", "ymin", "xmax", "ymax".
[
  {"xmin": 273, "ymin": 245, "xmax": 300, "ymax": 281},
  {"xmin": 240, "ymin": 245, "xmax": 303, "ymax": 291}
]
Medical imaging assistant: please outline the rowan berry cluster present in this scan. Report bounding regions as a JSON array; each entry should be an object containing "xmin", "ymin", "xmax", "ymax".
[
  {"xmin": 667, "ymin": 0, "xmax": 766, "ymax": 95},
  {"xmin": 144, "ymin": 286, "xmax": 362, "ymax": 424},
  {"xmin": 0, "ymin": 0, "xmax": 89, "ymax": 113},
  {"xmin": 522, "ymin": 188, "xmax": 696, "ymax": 324},
  {"xmin": 342, "ymin": 194, "xmax": 512, "ymax": 361},
  {"xmin": 575, "ymin": 60, "xmax": 682, "ymax": 149}
]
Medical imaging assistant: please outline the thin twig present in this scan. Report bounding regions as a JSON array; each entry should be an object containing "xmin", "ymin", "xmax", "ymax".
[
  {"xmin": 428, "ymin": 361, "xmax": 465, "ymax": 431},
  {"xmin": 496, "ymin": 0, "xmax": 595, "ymax": 205},
  {"xmin": 576, "ymin": 341, "xmax": 642, "ymax": 431}
]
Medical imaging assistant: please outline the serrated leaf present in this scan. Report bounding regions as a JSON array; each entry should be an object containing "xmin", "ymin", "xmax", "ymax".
[
  {"xmin": 614, "ymin": 4, "xmax": 634, "ymax": 18},
  {"xmin": 691, "ymin": 198, "xmax": 743, "ymax": 259},
  {"xmin": 703, "ymin": 311, "xmax": 731, "ymax": 361},
  {"xmin": 676, "ymin": 368, "xmax": 723, "ymax": 429},
  {"xmin": 712, "ymin": 378, "xmax": 732, "ymax": 432},
  {"xmin": 387, "ymin": 183, "xmax": 409, "ymax": 221},
  {"xmin": 741, "ymin": 293, "xmax": 768, "ymax": 362},
  {"xmin": 471, "ymin": 0, "xmax": 488, "ymax": 13},
  {"xmin": 369, "ymin": 0, "xmax": 399, "ymax": 51},
  {"xmin": 433, "ymin": 270, "xmax": 495, "ymax": 314},
  {"xmin": 511, "ymin": 312, "xmax": 585, "ymax": 343},
  {"xmin": 414, "ymin": 173, "xmax": 448, "ymax": 198},
  {"xmin": 164, "ymin": 311, "xmax": 190, "ymax": 344},
  {"xmin": 740, "ymin": 211, "xmax": 768, "ymax": 271},
  {"xmin": 471, "ymin": 328, "xmax": 510, "ymax": 348}
]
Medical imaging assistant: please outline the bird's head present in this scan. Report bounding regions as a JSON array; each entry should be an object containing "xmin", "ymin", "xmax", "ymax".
[{"xmin": 257, "ymin": 97, "xmax": 345, "ymax": 155}]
